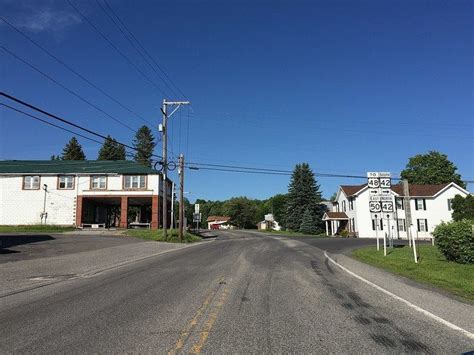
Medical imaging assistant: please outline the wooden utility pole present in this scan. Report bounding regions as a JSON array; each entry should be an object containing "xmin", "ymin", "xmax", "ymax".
[
  {"xmin": 160, "ymin": 100, "xmax": 190, "ymax": 241},
  {"xmin": 178, "ymin": 154, "xmax": 184, "ymax": 242}
]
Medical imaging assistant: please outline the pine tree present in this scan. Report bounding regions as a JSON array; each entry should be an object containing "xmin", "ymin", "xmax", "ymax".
[
  {"xmin": 97, "ymin": 135, "xmax": 126, "ymax": 160},
  {"xmin": 133, "ymin": 126, "xmax": 156, "ymax": 167},
  {"xmin": 61, "ymin": 137, "xmax": 86, "ymax": 160},
  {"xmin": 285, "ymin": 163, "xmax": 323, "ymax": 232},
  {"xmin": 299, "ymin": 208, "xmax": 316, "ymax": 234}
]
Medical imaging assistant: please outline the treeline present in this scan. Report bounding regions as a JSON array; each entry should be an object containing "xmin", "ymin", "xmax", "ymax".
[
  {"xmin": 50, "ymin": 126, "xmax": 156, "ymax": 167},
  {"xmin": 193, "ymin": 163, "xmax": 326, "ymax": 233}
]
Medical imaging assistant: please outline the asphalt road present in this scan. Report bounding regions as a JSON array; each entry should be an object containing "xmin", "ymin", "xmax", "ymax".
[{"xmin": 1, "ymin": 230, "xmax": 472, "ymax": 353}]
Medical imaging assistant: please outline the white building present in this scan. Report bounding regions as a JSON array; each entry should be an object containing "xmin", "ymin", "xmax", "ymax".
[
  {"xmin": 323, "ymin": 182, "xmax": 469, "ymax": 239},
  {"xmin": 0, "ymin": 160, "xmax": 172, "ymax": 229},
  {"xmin": 257, "ymin": 213, "xmax": 282, "ymax": 231}
]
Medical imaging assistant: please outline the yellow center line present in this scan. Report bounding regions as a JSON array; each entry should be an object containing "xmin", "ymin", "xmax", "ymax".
[
  {"xmin": 168, "ymin": 278, "xmax": 225, "ymax": 355},
  {"xmin": 190, "ymin": 287, "xmax": 230, "ymax": 353}
]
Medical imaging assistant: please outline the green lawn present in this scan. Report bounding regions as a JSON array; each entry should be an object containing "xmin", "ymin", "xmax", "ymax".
[
  {"xmin": 126, "ymin": 229, "xmax": 201, "ymax": 243},
  {"xmin": 352, "ymin": 245, "xmax": 474, "ymax": 301},
  {"xmin": 256, "ymin": 229, "xmax": 326, "ymax": 237},
  {"xmin": 0, "ymin": 225, "xmax": 76, "ymax": 233}
]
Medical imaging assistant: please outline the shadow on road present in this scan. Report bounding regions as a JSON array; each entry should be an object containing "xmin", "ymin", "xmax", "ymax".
[{"xmin": 0, "ymin": 234, "xmax": 55, "ymax": 250}]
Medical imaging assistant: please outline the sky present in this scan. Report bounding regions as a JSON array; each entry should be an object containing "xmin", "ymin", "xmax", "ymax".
[{"xmin": 1, "ymin": 0, "xmax": 473, "ymax": 201}]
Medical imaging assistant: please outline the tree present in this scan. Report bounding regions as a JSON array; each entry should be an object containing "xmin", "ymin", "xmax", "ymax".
[
  {"xmin": 400, "ymin": 151, "xmax": 465, "ymax": 188},
  {"xmin": 223, "ymin": 197, "xmax": 258, "ymax": 229},
  {"xmin": 50, "ymin": 154, "xmax": 62, "ymax": 160},
  {"xmin": 133, "ymin": 126, "xmax": 156, "ymax": 167},
  {"xmin": 285, "ymin": 163, "xmax": 324, "ymax": 232},
  {"xmin": 329, "ymin": 192, "xmax": 337, "ymax": 201},
  {"xmin": 299, "ymin": 208, "xmax": 317, "ymax": 234},
  {"xmin": 61, "ymin": 137, "xmax": 86, "ymax": 160},
  {"xmin": 451, "ymin": 195, "xmax": 474, "ymax": 221},
  {"xmin": 98, "ymin": 135, "xmax": 126, "ymax": 160},
  {"xmin": 267, "ymin": 194, "xmax": 288, "ymax": 229}
]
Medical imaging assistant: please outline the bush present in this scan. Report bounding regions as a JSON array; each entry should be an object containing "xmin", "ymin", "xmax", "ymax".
[
  {"xmin": 339, "ymin": 230, "xmax": 349, "ymax": 238},
  {"xmin": 433, "ymin": 220, "xmax": 474, "ymax": 264}
]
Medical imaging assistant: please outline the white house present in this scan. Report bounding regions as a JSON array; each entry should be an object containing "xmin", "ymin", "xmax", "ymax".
[
  {"xmin": 323, "ymin": 182, "xmax": 469, "ymax": 239},
  {"xmin": 0, "ymin": 160, "xmax": 172, "ymax": 229},
  {"xmin": 207, "ymin": 216, "xmax": 232, "ymax": 230},
  {"xmin": 257, "ymin": 213, "xmax": 282, "ymax": 231}
]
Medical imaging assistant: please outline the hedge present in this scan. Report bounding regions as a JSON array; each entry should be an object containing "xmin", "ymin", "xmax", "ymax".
[{"xmin": 433, "ymin": 219, "xmax": 474, "ymax": 264}]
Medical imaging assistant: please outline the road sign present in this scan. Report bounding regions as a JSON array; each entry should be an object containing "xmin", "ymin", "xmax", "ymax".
[
  {"xmin": 369, "ymin": 195, "xmax": 393, "ymax": 202},
  {"xmin": 381, "ymin": 201, "xmax": 394, "ymax": 213},
  {"xmin": 369, "ymin": 201, "xmax": 381, "ymax": 213},
  {"xmin": 193, "ymin": 213, "xmax": 201, "ymax": 222},
  {"xmin": 367, "ymin": 172, "xmax": 380, "ymax": 178},
  {"xmin": 367, "ymin": 177, "xmax": 380, "ymax": 189},
  {"xmin": 194, "ymin": 204, "xmax": 200, "ymax": 213},
  {"xmin": 380, "ymin": 188, "xmax": 391, "ymax": 195},
  {"xmin": 379, "ymin": 178, "xmax": 391, "ymax": 188}
]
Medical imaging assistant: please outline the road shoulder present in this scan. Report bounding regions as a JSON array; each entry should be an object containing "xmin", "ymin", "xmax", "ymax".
[{"xmin": 325, "ymin": 250, "xmax": 474, "ymax": 336}]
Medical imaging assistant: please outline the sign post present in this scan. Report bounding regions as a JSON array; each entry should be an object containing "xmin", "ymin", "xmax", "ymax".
[{"xmin": 367, "ymin": 172, "xmax": 394, "ymax": 255}]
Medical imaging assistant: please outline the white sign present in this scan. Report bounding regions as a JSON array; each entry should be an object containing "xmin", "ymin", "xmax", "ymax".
[
  {"xmin": 380, "ymin": 189, "xmax": 391, "ymax": 195},
  {"xmin": 367, "ymin": 172, "xmax": 380, "ymax": 178},
  {"xmin": 370, "ymin": 195, "xmax": 393, "ymax": 202},
  {"xmin": 369, "ymin": 201, "xmax": 382, "ymax": 213},
  {"xmin": 381, "ymin": 201, "xmax": 394, "ymax": 213},
  {"xmin": 193, "ymin": 213, "xmax": 201, "ymax": 222},
  {"xmin": 379, "ymin": 178, "xmax": 391, "ymax": 188},
  {"xmin": 194, "ymin": 204, "xmax": 200, "ymax": 213},
  {"xmin": 367, "ymin": 177, "xmax": 380, "ymax": 189}
]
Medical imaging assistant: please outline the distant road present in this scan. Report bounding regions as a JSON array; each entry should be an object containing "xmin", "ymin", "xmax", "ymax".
[{"xmin": 1, "ymin": 230, "xmax": 472, "ymax": 353}]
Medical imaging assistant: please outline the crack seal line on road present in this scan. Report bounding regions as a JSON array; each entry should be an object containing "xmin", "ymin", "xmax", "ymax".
[
  {"xmin": 169, "ymin": 277, "xmax": 230, "ymax": 354},
  {"xmin": 324, "ymin": 250, "xmax": 474, "ymax": 340}
]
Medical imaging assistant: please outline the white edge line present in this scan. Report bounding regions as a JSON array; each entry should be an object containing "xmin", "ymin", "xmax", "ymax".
[{"xmin": 324, "ymin": 250, "xmax": 474, "ymax": 340}]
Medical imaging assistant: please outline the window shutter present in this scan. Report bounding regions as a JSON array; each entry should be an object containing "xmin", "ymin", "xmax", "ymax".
[
  {"xmin": 415, "ymin": 199, "xmax": 418, "ymax": 210},
  {"xmin": 425, "ymin": 219, "xmax": 428, "ymax": 231},
  {"xmin": 380, "ymin": 219, "xmax": 383, "ymax": 230},
  {"xmin": 423, "ymin": 199, "xmax": 426, "ymax": 210},
  {"xmin": 447, "ymin": 199, "xmax": 451, "ymax": 211},
  {"xmin": 372, "ymin": 219, "xmax": 375, "ymax": 230},
  {"xmin": 417, "ymin": 219, "xmax": 420, "ymax": 232}
]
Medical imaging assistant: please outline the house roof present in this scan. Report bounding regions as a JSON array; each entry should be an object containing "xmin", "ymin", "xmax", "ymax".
[
  {"xmin": 323, "ymin": 212, "xmax": 349, "ymax": 220},
  {"xmin": 207, "ymin": 216, "xmax": 231, "ymax": 223},
  {"xmin": 0, "ymin": 160, "xmax": 159, "ymax": 175},
  {"xmin": 341, "ymin": 182, "xmax": 457, "ymax": 197},
  {"xmin": 340, "ymin": 185, "xmax": 365, "ymax": 197}
]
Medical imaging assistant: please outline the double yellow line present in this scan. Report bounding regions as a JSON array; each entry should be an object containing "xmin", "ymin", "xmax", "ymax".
[{"xmin": 169, "ymin": 278, "xmax": 230, "ymax": 354}]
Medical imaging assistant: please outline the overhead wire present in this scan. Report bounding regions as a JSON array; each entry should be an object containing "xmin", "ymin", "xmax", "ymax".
[
  {"xmin": 1, "ymin": 45, "xmax": 137, "ymax": 133},
  {"xmin": 1, "ymin": 92, "xmax": 163, "ymax": 160},
  {"xmin": 66, "ymin": 0, "xmax": 168, "ymax": 97},
  {"xmin": 0, "ymin": 16, "xmax": 154, "ymax": 127}
]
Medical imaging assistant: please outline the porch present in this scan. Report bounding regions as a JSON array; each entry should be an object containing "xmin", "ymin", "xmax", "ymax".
[{"xmin": 322, "ymin": 212, "xmax": 349, "ymax": 236}]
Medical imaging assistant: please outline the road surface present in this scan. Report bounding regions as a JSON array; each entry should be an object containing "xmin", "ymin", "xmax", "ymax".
[{"xmin": 1, "ymin": 230, "xmax": 472, "ymax": 353}]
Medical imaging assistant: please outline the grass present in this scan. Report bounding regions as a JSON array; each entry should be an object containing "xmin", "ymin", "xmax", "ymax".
[
  {"xmin": 256, "ymin": 229, "xmax": 326, "ymax": 237},
  {"xmin": 126, "ymin": 228, "xmax": 201, "ymax": 243},
  {"xmin": 0, "ymin": 225, "xmax": 76, "ymax": 233},
  {"xmin": 352, "ymin": 245, "xmax": 474, "ymax": 301}
]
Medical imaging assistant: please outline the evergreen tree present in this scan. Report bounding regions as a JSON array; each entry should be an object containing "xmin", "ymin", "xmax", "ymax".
[
  {"xmin": 50, "ymin": 154, "xmax": 62, "ymax": 160},
  {"xmin": 133, "ymin": 125, "xmax": 156, "ymax": 167},
  {"xmin": 97, "ymin": 135, "xmax": 126, "ymax": 160},
  {"xmin": 61, "ymin": 137, "xmax": 86, "ymax": 160},
  {"xmin": 299, "ymin": 208, "xmax": 317, "ymax": 234},
  {"xmin": 285, "ymin": 163, "xmax": 323, "ymax": 232}
]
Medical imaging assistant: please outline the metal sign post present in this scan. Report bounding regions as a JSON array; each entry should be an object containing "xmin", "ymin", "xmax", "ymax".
[{"xmin": 367, "ymin": 172, "xmax": 394, "ymax": 255}]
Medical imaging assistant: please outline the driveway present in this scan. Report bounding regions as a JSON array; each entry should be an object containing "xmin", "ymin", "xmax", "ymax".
[{"xmin": 0, "ymin": 233, "xmax": 143, "ymax": 264}]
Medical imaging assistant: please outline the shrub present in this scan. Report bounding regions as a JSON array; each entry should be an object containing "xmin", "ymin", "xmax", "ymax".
[
  {"xmin": 433, "ymin": 220, "xmax": 474, "ymax": 264},
  {"xmin": 339, "ymin": 230, "xmax": 349, "ymax": 238}
]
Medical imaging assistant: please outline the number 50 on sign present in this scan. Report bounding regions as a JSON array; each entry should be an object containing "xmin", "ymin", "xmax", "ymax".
[{"xmin": 369, "ymin": 201, "xmax": 381, "ymax": 213}]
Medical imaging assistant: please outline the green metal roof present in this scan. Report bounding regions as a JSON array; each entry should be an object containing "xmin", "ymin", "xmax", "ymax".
[{"xmin": 0, "ymin": 160, "xmax": 159, "ymax": 175}]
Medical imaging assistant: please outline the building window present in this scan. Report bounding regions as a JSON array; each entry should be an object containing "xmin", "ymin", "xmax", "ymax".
[
  {"xmin": 124, "ymin": 175, "xmax": 146, "ymax": 189},
  {"xmin": 397, "ymin": 218, "xmax": 406, "ymax": 232},
  {"xmin": 23, "ymin": 175, "xmax": 40, "ymax": 190},
  {"xmin": 415, "ymin": 198, "xmax": 426, "ymax": 210},
  {"xmin": 91, "ymin": 175, "xmax": 107, "ymax": 190},
  {"xmin": 372, "ymin": 219, "xmax": 383, "ymax": 231},
  {"xmin": 349, "ymin": 198, "xmax": 354, "ymax": 210},
  {"xmin": 58, "ymin": 175, "xmax": 74, "ymax": 189},
  {"xmin": 396, "ymin": 198, "xmax": 404, "ymax": 210},
  {"xmin": 417, "ymin": 219, "xmax": 428, "ymax": 232},
  {"xmin": 447, "ymin": 199, "xmax": 453, "ymax": 211},
  {"xmin": 342, "ymin": 200, "xmax": 346, "ymax": 212}
]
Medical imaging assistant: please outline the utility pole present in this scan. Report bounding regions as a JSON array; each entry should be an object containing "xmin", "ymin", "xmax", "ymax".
[
  {"xmin": 170, "ymin": 181, "xmax": 175, "ymax": 229},
  {"xmin": 403, "ymin": 179, "xmax": 417, "ymax": 263},
  {"xmin": 178, "ymin": 154, "xmax": 184, "ymax": 243},
  {"xmin": 161, "ymin": 99, "xmax": 190, "ymax": 241}
]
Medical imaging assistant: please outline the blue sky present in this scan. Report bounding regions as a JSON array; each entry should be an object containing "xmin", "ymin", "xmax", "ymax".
[{"xmin": 1, "ymin": 0, "xmax": 472, "ymax": 201}]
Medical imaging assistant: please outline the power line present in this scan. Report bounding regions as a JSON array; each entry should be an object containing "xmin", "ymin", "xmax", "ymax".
[
  {"xmin": 1, "ymin": 45, "xmax": 137, "ymax": 133},
  {"xmin": 102, "ymin": 0, "xmax": 189, "ymax": 101},
  {"xmin": 1, "ymin": 92, "xmax": 163, "ymax": 160},
  {"xmin": 95, "ymin": 0, "xmax": 181, "ymax": 99},
  {"xmin": 0, "ymin": 16, "xmax": 154, "ymax": 127},
  {"xmin": 67, "ymin": 0, "xmax": 168, "ymax": 97}
]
